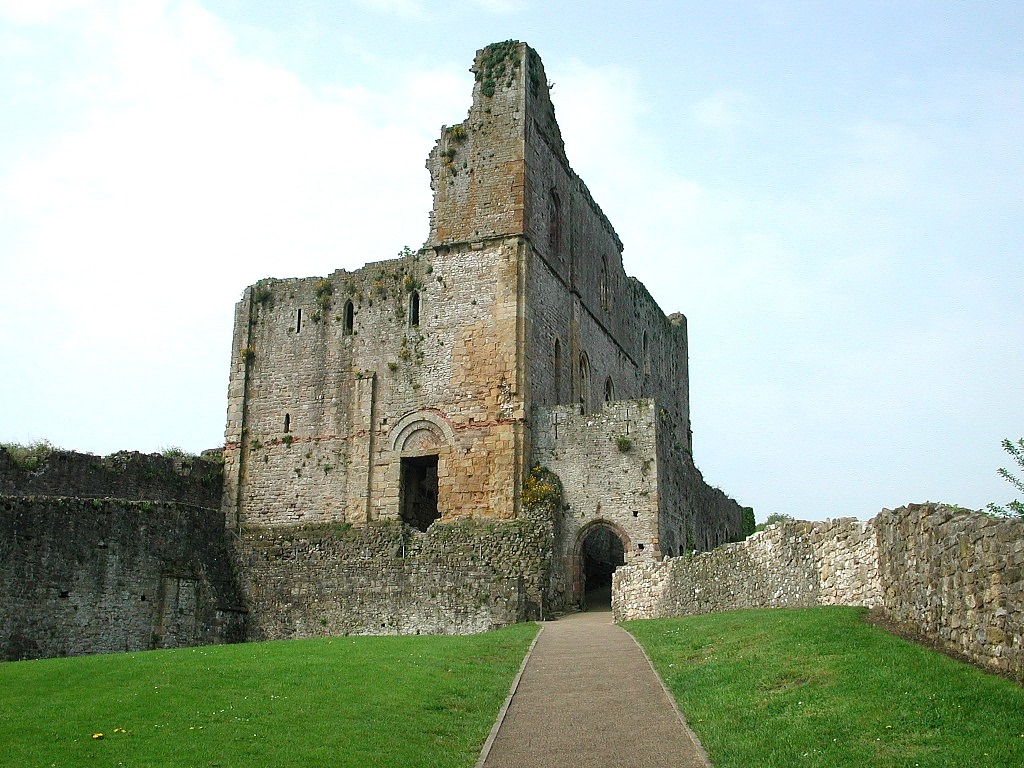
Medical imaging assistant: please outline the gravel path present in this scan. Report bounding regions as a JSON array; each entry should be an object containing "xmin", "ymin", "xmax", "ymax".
[{"xmin": 477, "ymin": 608, "xmax": 712, "ymax": 767}]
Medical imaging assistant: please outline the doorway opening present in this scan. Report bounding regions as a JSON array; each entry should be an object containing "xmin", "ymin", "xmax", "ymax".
[
  {"xmin": 580, "ymin": 525, "xmax": 625, "ymax": 609},
  {"xmin": 400, "ymin": 455, "xmax": 439, "ymax": 532}
]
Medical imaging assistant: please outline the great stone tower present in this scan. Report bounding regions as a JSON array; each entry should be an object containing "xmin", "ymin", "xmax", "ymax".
[{"xmin": 221, "ymin": 42, "xmax": 741, "ymax": 632}]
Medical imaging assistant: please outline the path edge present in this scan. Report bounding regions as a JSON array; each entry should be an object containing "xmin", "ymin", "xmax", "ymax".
[
  {"xmin": 474, "ymin": 622, "xmax": 544, "ymax": 768},
  {"xmin": 620, "ymin": 624, "xmax": 715, "ymax": 768}
]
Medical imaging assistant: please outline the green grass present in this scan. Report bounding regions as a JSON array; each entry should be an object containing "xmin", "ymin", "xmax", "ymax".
[
  {"xmin": 626, "ymin": 607, "xmax": 1024, "ymax": 768},
  {"xmin": 0, "ymin": 623, "xmax": 537, "ymax": 768}
]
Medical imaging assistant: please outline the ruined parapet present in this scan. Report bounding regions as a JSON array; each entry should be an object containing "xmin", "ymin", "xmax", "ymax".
[{"xmin": 1, "ymin": 446, "xmax": 222, "ymax": 508}]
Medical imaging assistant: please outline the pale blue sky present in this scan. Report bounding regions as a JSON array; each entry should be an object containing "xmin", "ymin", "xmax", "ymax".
[{"xmin": 1, "ymin": 1, "xmax": 1021, "ymax": 521}]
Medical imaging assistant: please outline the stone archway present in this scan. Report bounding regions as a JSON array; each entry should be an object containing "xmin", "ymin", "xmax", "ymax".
[
  {"xmin": 574, "ymin": 522, "xmax": 628, "ymax": 610},
  {"xmin": 389, "ymin": 410, "xmax": 455, "ymax": 531}
]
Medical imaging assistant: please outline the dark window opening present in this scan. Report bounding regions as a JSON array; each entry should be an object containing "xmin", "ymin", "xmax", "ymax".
[
  {"xmin": 581, "ymin": 527, "xmax": 625, "ymax": 609},
  {"xmin": 642, "ymin": 330, "xmax": 650, "ymax": 375},
  {"xmin": 400, "ymin": 455, "xmax": 439, "ymax": 532},
  {"xmin": 604, "ymin": 377, "xmax": 615, "ymax": 402},
  {"xmin": 600, "ymin": 255, "xmax": 610, "ymax": 311},
  {"xmin": 548, "ymin": 190, "xmax": 561, "ymax": 259},
  {"xmin": 284, "ymin": 413, "xmax": 290, "ymax": 433},
  {"xmin": 296, "ymin": 308, "xmax": 302, "ymax": 333},
  {"xmin": 344, "ymin": 300, "xmax": 354, "ymax": 335},
  {"xmin": 579, "ymin": 353, "xmax": 590, "ymax": 414},
  {"xmin": 409, "ymin": 291, "xmax": 420, "ymax": 326}
]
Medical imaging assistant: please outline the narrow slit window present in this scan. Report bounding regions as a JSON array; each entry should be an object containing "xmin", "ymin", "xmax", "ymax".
[
  {"xmin": 296, "ymin": 308, "xmax": 302, "ymax": 333},
  {"xmin": 579, "ymin": 353, "xmax": 590, "ymax": 414},
  {"xmin": 284, "ymin": 413, "xmax": 290, "ymax": 433},
  {"xmin": 548, "ymin": 190, "xmax": 561, "ymax": 259},
  {"xmin": 553, "ymin": 338, "xmax": 562, "ymax": 403},
  {"xmin": 409, "ymin": 291, "xmax": 420, "ymax": 326},
  {"xmin": 344, "ymin": 300, "xmax": 354, "ymax": 335}
]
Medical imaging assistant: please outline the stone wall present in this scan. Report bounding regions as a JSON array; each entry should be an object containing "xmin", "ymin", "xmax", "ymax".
[
  {"xmin": 0, "ymin": 496, "xmax": 245, "ymax": 661},
  {"xmin": 876, "ymin": 503, "xmax": 1024, "ymax": 677},
  {"xmin": 222, "ymin": 237, "xmax": 526, "ymax": 529},
  {"xmin": 614, "ymin": 504, "xmax": 1024, "ymax": 679},
  {"xmin": 613, "ymin": 517, "xmax": 878, "ymax": 622},
  {"xmin": 1, "ymin": 447, "xmax": 222, "ymax": 508},
  {"xmin": 237, "ymin": 515, "xmax": 555, "ymax": 639}
]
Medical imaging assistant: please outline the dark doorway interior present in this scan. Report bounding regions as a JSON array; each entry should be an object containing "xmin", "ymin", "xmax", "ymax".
[
  {"xmin": 400, "ymin": 455, "xmax": 439, "ymax": 532},
  {"xmin": 581, "ymin": 526, "xmax": 625, "ymax": 609}
]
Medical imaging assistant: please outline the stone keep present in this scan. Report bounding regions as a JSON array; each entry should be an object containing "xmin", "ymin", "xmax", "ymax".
[{"xmin": 222, "ymin": 41, "xmax": 742, "ymax": 608}]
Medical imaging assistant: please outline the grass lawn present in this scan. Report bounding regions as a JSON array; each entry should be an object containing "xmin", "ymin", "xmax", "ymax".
[
  {"xmin": 626, "ymin": 607, "xmax": 1024, "ymax": 768},
  {"xmin": 0, "ymin": 623, "xmax": 537, "ymax": 768}
]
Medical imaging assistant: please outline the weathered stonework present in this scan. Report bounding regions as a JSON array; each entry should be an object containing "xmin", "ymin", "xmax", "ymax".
[
  {"xmin": 0, "ymin": 448, "xmax": 245, "ymax": 661},
  {"xmin": 222, "ymin": 39, "xmax": 743, "ymax": 628},
  {"xmin": 876, "ymin": 504, "xmax": 1024, "ymax": 677},
  {"xmin": 614, "ymin": 504, "xmax": 1024, "ymax": 679},
  {"xmin": 613, "ymin": 517, "xmax": 880, "ymax": 621},
  {"xmin": 1, "ymin": 42, "xmax": 745, "ymax": 659}
]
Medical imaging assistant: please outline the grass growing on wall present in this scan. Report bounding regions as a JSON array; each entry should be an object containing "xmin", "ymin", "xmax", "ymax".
[
  {"xmin": 626, "ymin": 607, "xmax": 1024, "ymax": 768},
  {"xmin": 0, "ymin": 623, "xmax": 538, "ymax": 768}
]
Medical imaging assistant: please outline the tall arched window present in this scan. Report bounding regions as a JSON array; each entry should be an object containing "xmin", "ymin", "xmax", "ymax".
[
  {"xmin": 604, "ymin": 377, "xmax": 615, "ymax": 403},
  {"xmin": 553, "ymin": 337, "xmax": 562, "ymax": 404},
  {"xmin": 344, "ymin": 300, "xmax": 354, "ymax": 335},
  {"xmin": 578, "ymin": 353, "xmax": 591, "ymax": 414},
  {"xmin": 548, "ymin": 190, "xmax": 561, "ymax": 259},
  {"xmin": 599, "ymin": 255, "xmax": 610, "ymax": 311},
  {"xmin": 409, "ymin": 291, "xmax": 420, "ymax": 327}
]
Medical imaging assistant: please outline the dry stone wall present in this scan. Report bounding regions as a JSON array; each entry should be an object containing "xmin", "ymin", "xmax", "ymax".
[
  {"xmin": 615, "ymin": 504, "xmax": 1024, "ymax": 679},
  {"xmin": 613, "ymin": 517, "xmax": 878, "ymax": 622},
  {"xmin": 876, "ymin": 503, "xmax": 1024, "ymax": 677}
]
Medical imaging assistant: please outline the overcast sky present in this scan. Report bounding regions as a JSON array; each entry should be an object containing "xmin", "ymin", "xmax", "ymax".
[{"xmin": 2, "ymin": 1, "xmax": 1022, "ymax": 522}]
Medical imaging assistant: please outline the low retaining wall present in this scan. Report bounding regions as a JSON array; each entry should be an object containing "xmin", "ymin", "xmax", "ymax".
[{"xmin": 613, "ymin": 503, "xmax": 1024, "ymax": 679}]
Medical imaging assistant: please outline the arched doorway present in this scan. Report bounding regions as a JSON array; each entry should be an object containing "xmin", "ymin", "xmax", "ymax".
[{"xmin": 577, "ymin": 524, "xmax": 626, "ymax": 610}]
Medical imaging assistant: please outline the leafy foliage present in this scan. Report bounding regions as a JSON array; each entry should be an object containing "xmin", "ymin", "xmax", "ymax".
[
  {"xmin": 987, "ymin": 437, "xmax": 1024, "ymax": 518},
  {"xmin": 754, "ymin": 512, "xmax": 795, "ymax": 532},
  {"xmin": 1, "ymin": 440, "xmax": 56, "ymax": 471},
  {"xmin": 521, "ymin": 465, "xmax": 563, "ymax": 516},
  {"xmin": 740, "ymin": 506, "xmax": 756, "ymax": 537}
]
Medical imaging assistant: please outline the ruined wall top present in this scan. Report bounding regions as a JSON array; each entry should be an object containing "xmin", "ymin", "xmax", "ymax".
[{"xmin": 426, "ymin": 41, "xmax": 622, "ymax": 255}]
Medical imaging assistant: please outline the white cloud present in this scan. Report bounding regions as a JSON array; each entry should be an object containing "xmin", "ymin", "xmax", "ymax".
[
  {"xmin": 0, "ymin": 0, "xmax": 466, "ymax": 453},
  {"xmin": 0, "ymin": 0, "xmax": 92, "ymax": 24}
]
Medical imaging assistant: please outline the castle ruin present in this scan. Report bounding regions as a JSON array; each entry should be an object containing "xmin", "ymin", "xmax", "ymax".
[
  {"xmin": 1, "ymin": 42, "xmax": 743, "ymax": 660},
  {"xmin": 223, "ymin": 40, "xmax": 742, "ymax": 625}
]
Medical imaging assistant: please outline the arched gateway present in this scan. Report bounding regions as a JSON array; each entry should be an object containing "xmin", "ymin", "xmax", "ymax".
[{"xmin": 574, "ymin": 521, "xmax": 629, "ymax": 609}]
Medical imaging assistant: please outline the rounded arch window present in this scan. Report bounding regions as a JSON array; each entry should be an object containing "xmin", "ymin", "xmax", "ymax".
[
  {"xmin": 604, "ymin": 377, "xmax": 615, "ymax": 402},
  {"xmin": 409, "ymin": 291, "xmax": 420, "ymax": 326},
  {"xmin": 548, "ymin": 190, "xmax": 561, "ymax": 259}
]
